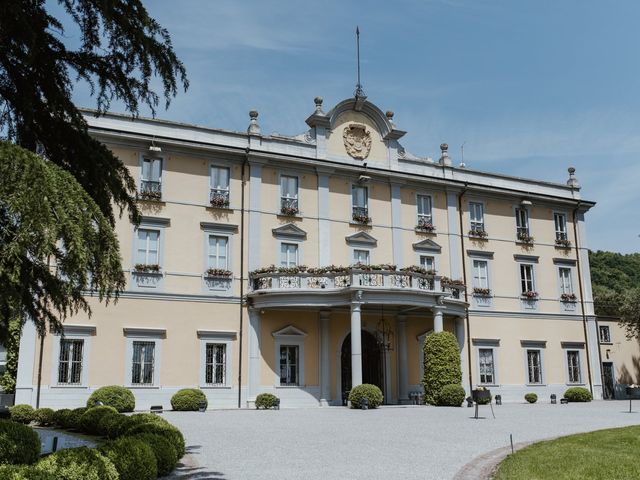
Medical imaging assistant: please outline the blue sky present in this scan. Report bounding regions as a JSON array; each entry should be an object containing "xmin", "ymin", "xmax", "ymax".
[{"xmin": 69, "ymin": 0, "xmax": 640, "ymax": 253}]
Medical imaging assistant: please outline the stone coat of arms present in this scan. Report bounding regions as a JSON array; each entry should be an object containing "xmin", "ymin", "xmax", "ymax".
[{"xmin": 343, "ymin": 123, "xmax": 372, "ymax": 160}]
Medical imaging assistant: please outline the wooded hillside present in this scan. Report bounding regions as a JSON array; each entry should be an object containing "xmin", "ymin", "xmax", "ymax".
[{"xmin": 589, "ymin": 250, "xmax": 640, "ymax": 317}]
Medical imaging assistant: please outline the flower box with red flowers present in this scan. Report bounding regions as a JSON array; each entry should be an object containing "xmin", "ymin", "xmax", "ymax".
[
  {"xmin": 555, "ymin": 238, "xmax": 572, "ymax": 248},
  {"xmin": 521, "ymin": 291, "xmax": 539, "ymax": 300},
  {"xmin": 473, "ymin": 287, "xmax": 492, "ymax": 297},
  {"xmin": 469, "ymin": 228, "xmax": 488, "ymax": 239},
  {"xmin": 205, "ymin": 268, "xmax": 233, "ymax": 278},
  {"xmin": 416, "ymin": 218, "xmax": 436, "ymax": 233},
  {"xmin": 560, "ymin": 293, "xmax": 577, "ymax": 302},
  {"xmin": 133, "ymin": 263, "xmax": 161, "ymax": 274},
  {"xmin": 517, "ymin": 231, "xmax": 534, "ymax": 244}
]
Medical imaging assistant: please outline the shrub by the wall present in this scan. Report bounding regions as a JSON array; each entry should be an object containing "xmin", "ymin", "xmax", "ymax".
[
  {"xmin": 525, "ymin": 393, "xmax": 538, "ymax": 404},
  {"xmin": 422, "ymin": 332, "xmax": 462, "ymax": 405},
  {"xmin": 86, "ymin": 386, "xmax": 135, "ymax": 412},
  {"xmin": 33, "ymin": 408, "xmax": 56, "ymax": 426},
  {"xmin": 255, "ymin": 393, "xmax": 279, "ymax": 409},
  {"xmin": 99, "ymin": 437, "xmax": 157, "ymax": 480},
  {"xmin": 124, "ymin": 422, "xmax": 186, "ymax": 458},
  {"xmin": 170, "ymin": 388, "xmax": 207, "ymax": 411},
  {"xmin": 437, "ymin": 384, "xmax": 466, "ymax": 407},
  {"xmin": 0, "ymin": 464, "xmax": 57, "ymax": 479},
  {"xmin": 9, "ymin": 404, "xmax": 35, "ymax": 424},
  {"xmin": 65, "ymin": 407, "xmax": 87, "ymax": 430},
  {"xmin": 348, "ymin": 384, "xmax": 384, "ymax": 409},
  {"xmin": 35, "ymin": 447, "xmax": 118, "ymax": 480},
  {"xmin": 564, "ymin": 387, "xmax": 592, "ymax": 402},
  {"xmin": 0, "ymin": 420, "xmax": 41, "ymax": 465},
  {"xmin": 130, "ymin": 433, "xmax": 178, "ymax": 477},
  {"xmin": 79, "ymin": 406, "xmax": 118, "ymax": 435},
  {"xmin": 52, "ymin": 409, "xmax": 72, "ymax": 428}
]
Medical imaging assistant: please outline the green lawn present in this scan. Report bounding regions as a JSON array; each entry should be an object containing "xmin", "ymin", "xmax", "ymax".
[{"xmin": 493, "ymin": 425, "xmax": 640, "ymax": 480}]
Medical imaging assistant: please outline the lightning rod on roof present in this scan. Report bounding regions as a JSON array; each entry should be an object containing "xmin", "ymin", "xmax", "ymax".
[{"xmin": 355, "ymin": 26, "xmax": 365, "ymax": 99}]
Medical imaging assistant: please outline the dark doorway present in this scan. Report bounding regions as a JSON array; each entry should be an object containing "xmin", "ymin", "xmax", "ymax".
[
  {"xmin": 602, "ymin": 362, "xmax": 615, "ymax": 399},
  {"xmin": 341, "ymin": 331, "xmax": 383, "ymax": 402}
]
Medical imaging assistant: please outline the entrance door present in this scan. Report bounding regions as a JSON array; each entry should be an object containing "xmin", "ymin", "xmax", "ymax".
[
  {"xmin": 341, "ymin": 331, "xmax": 383, "ymax": 403},
  {"xmin": 602, "ymin": 362, "xmax": 615, "ymax": 399}
]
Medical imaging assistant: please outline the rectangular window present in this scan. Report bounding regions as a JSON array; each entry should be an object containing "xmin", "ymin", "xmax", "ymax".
[
  {"xmin": 0, "ymin": 345, "xmax": 6, "ymax": 375},
  {"xmin": 208, "ymin": 235, "xmax": 228, "ymax": 269},
  {"xmin": 527, "ymin": 349, "xmax": 543, "ymax": 384},
  {"xmin": 419, "ymin": 255, "xmax": 435, "ymax": 271},
  {"xmin": 558, "ymin": 267, "xmax": 573, "ymax": 295},
  {"xmin": 57, "ymin": 339, "xmax": 83, "ymax": 384},
  {"xmin": 141, "ymin": 157, "xmax": 162, "ymax": 196},
  {"xmin": 472, "ymin": 260, "xmax": 489, "ymax": 289},
  {"xmin": 554, "ymin": 213, "xmax": 568, "ymax": 241},
  {"xmin": 280, "ymin": 243, "xmax": 299, "ymax": 267},
  {"xmin": 131, "ymin": 341, "xmax": 155, "ymax": 385},
  {"xmin": 210, "ymin": 166, "xmax": 230, "ymax": 206},
  {"xmin": 516, "ymin": 208, "xmax": 529, "ymax": 237},
  {"xmin": 599, "ymin": 325, "xmax": 611, "ymax": 343},
  {"xmin": 567, "ymin": 350, "xmax": 581, "ymax": 383},
  {"xmin": 352, "ymin": 185, "xmax": 369, "ymax": 221},
  {"xmin": 417, "ymin": 195, "xmax": 433, "ymax": 226},
  {"xmin": 205, "ymin": 343, "xmax": 226, "ymax": 385},
  {"xmin": 520, "ymin": 264, "xmax": 535, "ymax": 294},
  {"xmin": 279, "ymin": 345, "xmax": 299, "ymax": 386},
  {"xmin": 478, "ymin": 348, "xmax": 495, "ymax": 384},
  {"xmin": 280, "ymin": 175, "xmax": 299, "ymax": 214},
  {"xmin": 470, "ymin": 202, "xmax": 484, "ymax": 231},
  {"xmin": 353, "ymin": 249, "xmax": 370, "ymax": 265},
  {"xmin": 136, "ymin": 229, "xmax": 160, "ymax": 266}
]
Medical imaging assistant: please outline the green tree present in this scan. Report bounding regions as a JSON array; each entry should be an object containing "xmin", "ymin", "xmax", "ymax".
[
  {"xmin": 0, "ymin": 142, "xmax": 124, "ymax": 341},
  {"xmin": 0, "ymin": 319, "xmax": 20, "ymax": 393},
  {"xmin": 0, "ymin": 1, "xmax": 187, "ymax": 339},
  {"xmin": 422, "ymin": 331, "xmax": 462, "ymax": 405},
  {"xmin": 619, "ymin": 288, "xmax": 640, "ymax": 339}
]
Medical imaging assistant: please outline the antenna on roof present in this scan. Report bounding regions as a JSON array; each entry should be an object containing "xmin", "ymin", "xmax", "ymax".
[
  {"xmin": 354, "ymin": 26, "xmax": 365, "ymax": 99},
  {"xmin": 460, "ymin": 141, "xmax": 466, "ymax": 168}
]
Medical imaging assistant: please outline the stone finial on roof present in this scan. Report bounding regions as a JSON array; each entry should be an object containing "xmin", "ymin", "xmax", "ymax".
[
  {"xmin": 567, "ymin": 167, "xmax": 580, "ymax": 188},
  {"xmin": 248, "ymin": 110, "xmax": 261, "ymax": 135},
  {"xmin": 439, "ymin": 143, "xmax": 452, "ymax": 167},
  {"xmin": 314, "ymin": 96, "xmax": 324, "ymax": 114},
  {"xmin": 386, "ymin": 110, "xmax": 395, "ymax": 127}
]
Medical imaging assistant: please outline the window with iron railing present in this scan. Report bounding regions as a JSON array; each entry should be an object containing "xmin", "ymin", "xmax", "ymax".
[
  {"xmin": 515, "ymin": 208, "xmax": 530, "ymax": 239},
  {"xmin": 567, "ymin": 350, "xmax": 581, "ymax": 383},
  {"xmin": 141, "ymin": 157, "xmax": 162, "ymax": 199},
  {"xmin": 352, "ymin": 185, "xmax": 369, "ymax": 223},
  {"xmin": 280, "ymin": 175, "xmax": 299, "ymax": 215},
  {"xmin": 554, "ymin": 213, "xmax": 568, "ymax": 241},
  {"xmin": 417, "ymin": 194, "xmax": 433, "ymax": 229},
  {"xmin": 470, "ymin": 202, "xmax": 485, "ymax": 232},
  {"xmin": 58, "ymin": 339, "xmax": 83, "ymax": 384},
  {"xmin": 131, "ymin": 341, "xmax": 155, "ymax": 385},
  {"xmin": 527, "ymin": 349, "xmax": 543, "ymax": 384},
  {"xmin": 205, "ymin": 343, "xmax": 226, "ymax": 385},
  {"xmin": 479, "ymin": 348, "xmax": 495, "ymax": 384},
  {"xmin": 210, "ymin": 166, "xmax": 230, "ymax": 208},
  {"xmin": 279, "ymin": 345, "xmax": 299, "ymax": 386}
]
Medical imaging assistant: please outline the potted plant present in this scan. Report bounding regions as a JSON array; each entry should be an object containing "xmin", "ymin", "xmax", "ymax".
[
  {"xmin": 468, "ymin": 228, "xmax": 488, "ymax": 239},
  {"xmin": 204, "ymin": 268, "xmax": 233, "ymax": 278},
  {"xmin": 517, "ymin": 231, "xmax": 534, "ymax": 244},
  {"xmin": 133, "ymin": 263, "xmax": 161, "ymax": 273},
  {"xmin": 352, "ymin": 212, "xmax": 371, "ymax": 224},
  {"xmin": 555, "ymin": 238, "xmax": 572, "ymax": 248},
  {"xmin": 560, "ymin": 292, "xmax": 577, "ymax": 302},
  {"xmin": 473, "ymin": 287, "xmax": 491, "ymax": 296},
  {"xmin": 139, "ymin": 190, "xmax": 162, "ymax": 201},
  {"xmin": 472, "ymin": 387, "xmax": 492, "ymax": 404},
  {"xmin": 400, "ymin": 265, "xmax": 436, "ymax": 276},
  {"xmin": 280, "ymin": 204, "xmax": 299, "ymax": 216},
  {"xmin": 209, "ymin": 193, "xmax": 230, "ymax": 208},
  {"xmin": 416, "ymin": 218, "xmax": 436, "ymax": 233},
  {"xmin": 521, "ymin": 290, "xmax": 539, "ymax": 300}
]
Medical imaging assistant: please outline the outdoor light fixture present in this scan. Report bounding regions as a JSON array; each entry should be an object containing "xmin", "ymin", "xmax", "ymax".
[
  {"xmin": 361, "ymin": 398, "xmax": 369, "ymax": 410},
  {"xmin": 495, "ymin": 394, "xmax": 502, "ymax": 405},
  {"xmin": 198, "ymin": 400, "xmax": 207, "ymax": 412},
  {"xmin": 358, "ymin": 174, "xmax": 371, "ymax": 184},
  {"xmin": 149, "ymin": 139, "xmax": 162, "ymax": 153},
  {"xmin": 520, "ymin": 199, "xmax": 532, "ymax": 206},
  {"xmin": 150, "ymin": 405, "xmax": 163, "ymax": 414},
  {"xmin": 550, "ymin": 394, "xmax": 557, "ymax": 404}
]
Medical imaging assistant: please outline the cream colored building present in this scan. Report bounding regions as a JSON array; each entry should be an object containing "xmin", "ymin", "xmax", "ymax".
[{"xmin": 15, "ymin": 95, "xmax": 612, "ymax": 409}]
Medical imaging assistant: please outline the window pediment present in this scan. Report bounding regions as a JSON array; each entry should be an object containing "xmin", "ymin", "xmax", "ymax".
[
  {"xmin": 272, "ymin": 325, "xmax": 307, "ymax": 338},
  {"xmin": 413, "ymin": 239, "xmax": 442, "ymax": 253},
  {"xmin": 272, "ymin": 223, "xmax": 307, "ymax": 240},
  {"xmin": 345, "ymin": 231, "xmax": 377, "ymax": 247}
]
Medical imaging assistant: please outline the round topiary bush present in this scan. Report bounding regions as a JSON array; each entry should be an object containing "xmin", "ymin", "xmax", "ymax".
[
  {"xmin": 525, "ymin": 393, "xmax": 538, "ymax": 404},
  {"xmin": 35, "ymin": 447, "xmax": 118, "ymax": 480},
  {"xmin": 96, "ymin": 411, "xmax": 122, "ymax": 437},
  {"xmin": 255, "ymin": 393, "xmax": 279, "ymax": 409},
  {"xmin": 86, "ymin": 386, "xmax": 135, "ymax": 412},
  {"xmin": 33, "ymin": 408, "xmax": 56, "ymax": 426},
  {"xmin": 65, "ymin": 407, "xmax": 87, "ymax": 430},
  {"xmin": 101, "ymin": 414, "xmax": 132, "ymax": 439},
  {"xmin": 170, "ymin": 388, "xmax": 207, "ymax": 411},
  {"xmin": 0, "ymin": 420, "xmax": 41, "ymax": 465},
  {"xmin": 0, "ymin": 464, "xmax": 57, "ymax": 479},
  {"xmin": 99, "ymin": 436, "xmax": 157, "ymax": 480},
  {"xmin": 437, "ymin": 384, "xmax": 466, "ymax": 406},
  {"xmin": 564, "ymin": 386, "xmax": 592, "ymax": 402},
  {"xmin": 124, "ymin": 422, "xmax": 186, "ymax": 459},
  {"xmin": 79, "ymin": 406, "xmax": 118, "ymax": 435},
  {"xmin": 423, "ymin": 331, "xmax": 462, "ymax": 405},
  {"xmin": 130, "ymin": 433, "xmax": 178, "ymax": 477},
  {"xmin": 348, "ymin": 384, "xmax": 384, "ymax": 409},
  {"xmin": 52, "ymin": 409, "xmax": 72, "ymax": 428},
  {"xmin": 10, "ymin": 404, "xmax": 35, "ymax": 424}
]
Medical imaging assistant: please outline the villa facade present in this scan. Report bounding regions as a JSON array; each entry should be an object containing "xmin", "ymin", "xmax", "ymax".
[{"xmin": 14, "ymin": 95, "xmax": 617, "ymax": 409}]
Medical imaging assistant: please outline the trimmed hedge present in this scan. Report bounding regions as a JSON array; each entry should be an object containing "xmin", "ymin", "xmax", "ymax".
[
  {"xmin": 437, "ymin": 384, "xmax": 466, "ymax": 406},
  {"xmin": 65, "ymin": 408, "xmax": 87, "ymax": 431},
  {"xmin": 52, "ymin": 409, "xmax": 72, "ymax": 428},
  {"xmin": 0, "ymin": 464, "xmax": 57, "ymax": 479},
  {"xmin": 99, "ymin": 437, "xmax": 157, "ymax": 480},
  {"xmin": 170, "ymin": 388, "xmax": 207, "ymax": 411},
  {"xmin": 525, "ymin": 393, "xmax": 538, "ymax": 404},
  {"xmin": 422, "ymin": 331, "xmax": 462, "ymax": 405},
  {"xmin": 255, "ymin": 393, "xmax": 279, "ymax": 409},
  {"xmin": 131, "ymin": 433, "xmax": 178, "ymax": 477},
  {"xmin": 125, "ymin": 422, "xmax": 186, "ymax": 458},
  {"xmin": 35, "ymin": 447, "xmax": 118, "ymax": 480},
  {"xmin": 348, "ymin": 384, "xmax": 384, "ymax": 409},
  {"xmin": 86, "ymin": 386, "xmax": 135, "ymax": 412},
  {"xmin": 33, "ymin": 408, "xmax": 56, "ymax": 427},
  {"xmin": 10, "ymin": 404, "xmax": 35, "ymax": 424},
  {"xmin": 79, "ymin": 406, "xmax": 118, "ymax": 435},
  {"xmin": 0, "ymin": 420, "xmax": 41, "ymax": 465},
  {"xmin": 564, "ymin": 387, "xmax": 592, "ymax": 402}
]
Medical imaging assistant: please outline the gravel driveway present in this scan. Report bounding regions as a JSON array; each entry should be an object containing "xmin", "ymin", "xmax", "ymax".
[{"xmin": 163, "ymin": 401, "xmax": 640, "ymax": 480}]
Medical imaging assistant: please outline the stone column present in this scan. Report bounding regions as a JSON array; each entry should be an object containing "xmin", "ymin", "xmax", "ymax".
[
  {"xmin": 433, "ymin": 308, "xmax": 444, "ymax": 333},
  {"xmin": 454, "ymin": 316, "xmax": 469, "ymax": 393},
  {"xmin": 319, "ymin": 310, "xmax": 331, "ymax": 405},
  {"xmin": 350, "ymin": 302, "xmax": 363, "ymax": 388},
  {"xmin": 396, "ymin": 315, "xmax": 409, "ymax": 404},
  {"xmin": 247, "ymin": 308, "xmax": 261, "ymax": 406}
]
